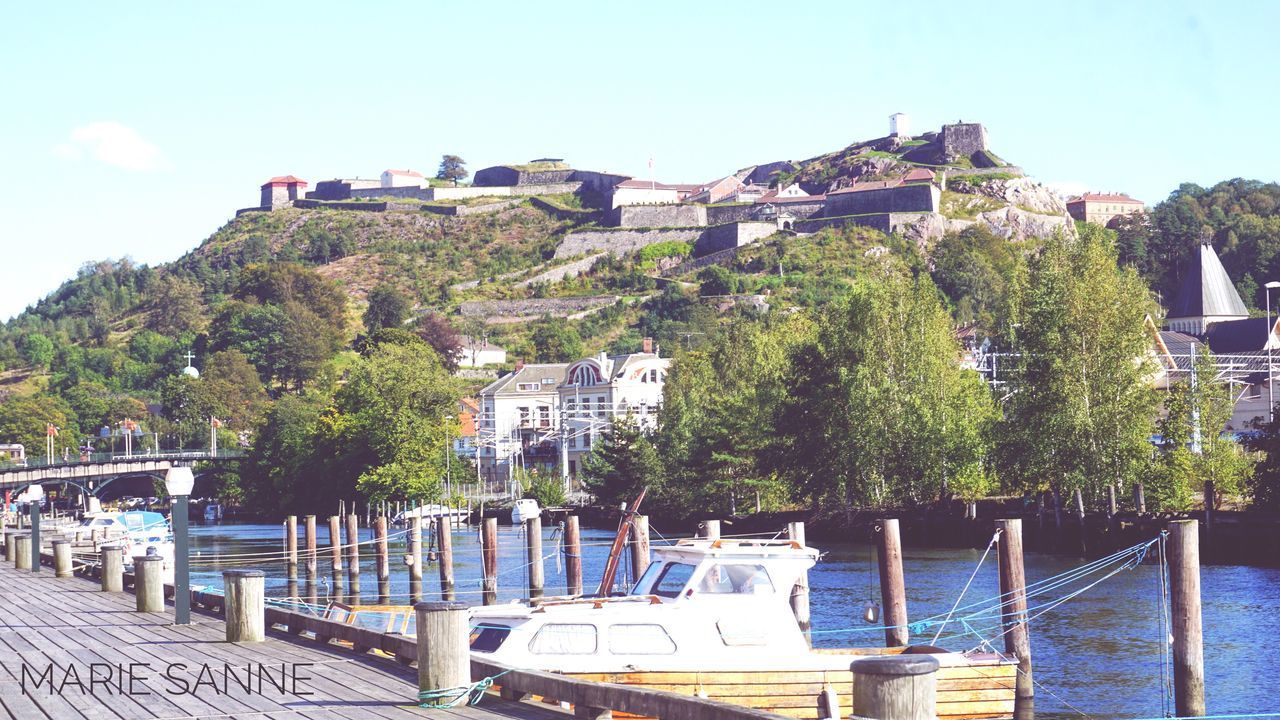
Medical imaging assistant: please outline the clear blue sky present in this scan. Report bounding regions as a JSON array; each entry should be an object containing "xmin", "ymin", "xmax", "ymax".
[{"xmin": 2, "ymin": 1, "xmax": 1277, "ymax": 320}]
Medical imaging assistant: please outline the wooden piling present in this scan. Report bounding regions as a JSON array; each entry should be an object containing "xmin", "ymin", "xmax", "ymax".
[
  {"xmin": 29, "ymin": 503, "xmax": 39, "ymax": 574},
  {"xmin": 1073, "ymin": 488, "xmax": 1087, "ymax": 555},
  {"xmin": 13, "ymin": 535, "xmax": 30, "ymax": 570},
  {"xmin": 630, "ymin": 514, "xmax": 650, "ymax": 583},
  {"xmin": 375, "ymin": 515, "xmax": 390, "ymax": 602},
  {"xmin": 876, "ymin": 518, "xmax": 909, "ymax": 647},
  {"xmin": 526, "ymin": 516, "xmax": 544, "ymax": 600},
  {"xmin": 1203, "ymin": 481, "xmax": 1215, "ymax": 533},
  {"xmin": 223, "ymin": 569, "xmax": 266, "ymax": 642},
  {"xmin": 565, "ymin": 515, "xmax": 583, "ymax": 596},
  {"xmin": 328, "ymin": 515, "xmax": 343, "ymax": 594},
  {"xmin": 481, "ymin": 517, "xmax": 498, "ymax": 605},
  {"xmin": 52, "ymin": 540, "xmax": 72, "ymax": 577},
  {"xmin": 1106, "ymin": 485, "xmax": 1118, "ymax": 516},
  {"xmin": 285, "ymin": 515, "xmax": 298, "ymax": 590},
  {"xmin": 100, "ymin": 546, "xmax": 123, "ymax": 592},
  {"xmin": 3, "ymin": 530, "xmax": 16, "ymax": 562},
  {"xmin": 345, "ymin": 513, "xmax": 361, "ymax": 598},
  {"xmin": 701, "ymin": 519, "xmax": 721, "ymax": 540},
  {"xmin": 436, "ymin": 515, "xmax": 455, "ymax": 600},
  {"xmin": 996, "ymin": 518, "xmax": 1034, "ymax": 719},
  {"xmin": 415, "ymin": 602, "xmax": 469, "ymax": 698},
  {"xmin": 134, "ymin": 556, "xmax": 165, "ymax": 613},
  {"xmin": 849, "ymin": 654, "xmax": 939, "ymax": 720},
  {"xmin": 1169, "ymin": 519, "xmax": 1205, "ymax": 717},
  {"xmin": 303, "ymin": 514, "xmax": 317, "ymax": 596},
  {"xmin": 787, "ymin": 521, "xmax": 812, "ymax": 645},
  {"xmin": 409, "ymin": 516, "xmax": 423, "ymax": 603},
  {"xmin": 1133, "ymin": 483, "xmax": 1146, "ymax": 514}
]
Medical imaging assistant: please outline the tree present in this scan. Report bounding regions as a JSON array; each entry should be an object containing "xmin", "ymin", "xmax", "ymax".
[
  {"xmin": 531, "ymin": 320, "xmax": 583, "ymax": 363},
  {"xmin": 581, "ymin": 416, "xmax": 662, "ymax": 509},
  {"xmin": 698, "ymin": 266, "xmax": 738, "ymax": 297},
  {"xmin": 21, "ymin": 333, "xmax": 54, "ymax": 370},
  {"xmin": 234, "ymin": 262, "xmax": 347, "ymax": 333},
  {"xmin": 201, "ymin": 349, "xmax": 269, "ymax": 432},
  {"xmin": 0, "ymin": 393, "xmax": 76, "ymax": 460},
  {"xmin": 996, "ymin": 226, "xmax": 1158, "ymax": 502},
  {"xmin": 436, "ymin": 155, "xmax": 467, "ymax": 186},
  {"xmin": 363, "ymin": 283, "xmax": 410, "ymax": 332},
  {"xmin": 415, "ymin": 313, "xmax": 463, "ymax": 371},
  {"xmin": 147, "ymin": 275, "xmax": 205, "ymax": 335},
  {"xmin": 931, "ymin": 225, "xmax": 1027, "ymax": 332},
  {"xmin": 769, "ymin": 269, "xmax": 996, "ymax": 508}
]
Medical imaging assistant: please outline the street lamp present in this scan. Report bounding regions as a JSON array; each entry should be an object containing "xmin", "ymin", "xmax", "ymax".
[
  {"xmin": 1267, "ymin": 282, "xmax": 1280, "ymax": 424},
  {"xmin": 165, "ymin": 466, "xmax": 194, "ymax": 625}
]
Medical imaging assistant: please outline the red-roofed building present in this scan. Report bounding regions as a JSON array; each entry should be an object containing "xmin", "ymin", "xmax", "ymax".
[
  {"xmin": 1066, "ymin": 192, "xmax": 1145, "ymax": 227},
  {"xmin": 381, "ymin": 168, "xmax": 426, "ymax": 189},
  {"xmin": 902, "ymin": 168, "xmax": 936, "ymax": 184},
  {"xmin": 260, "ymin": 176, "xmax": 308, "ymax": 210}
]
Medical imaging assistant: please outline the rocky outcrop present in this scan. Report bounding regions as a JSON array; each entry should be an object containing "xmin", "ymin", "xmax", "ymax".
[
  {"xmin": 963, "ymin": 177, "xmax": 1067, "ymax": 215},
  {"xmin": 895, "ymin": 206, "xmax": 1075, "ymax": 246},
  {"xmin": 459, "ymin": 296, "xmax": 618, "ymax": 324}
]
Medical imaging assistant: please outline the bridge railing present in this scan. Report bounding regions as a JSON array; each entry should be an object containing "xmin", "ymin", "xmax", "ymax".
[{"xmin": 0, "ymin": 449, "xmax": 243, "ymax": 472}]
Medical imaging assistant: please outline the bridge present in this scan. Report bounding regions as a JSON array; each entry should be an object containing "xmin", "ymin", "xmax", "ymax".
[{"xmin": 0, "ymin": 450, "xmax": 242, "ymax": 496}]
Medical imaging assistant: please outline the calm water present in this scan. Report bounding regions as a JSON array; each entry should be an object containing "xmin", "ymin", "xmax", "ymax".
[{"xmin": 187, "ymin": 522, "xmax": 1280, "ymax": 719}]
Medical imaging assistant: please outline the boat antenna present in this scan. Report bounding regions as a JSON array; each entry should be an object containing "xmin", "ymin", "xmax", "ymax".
[{"xmin": 597, "ymin": 487, "xmax": 647, "ymax": 596}]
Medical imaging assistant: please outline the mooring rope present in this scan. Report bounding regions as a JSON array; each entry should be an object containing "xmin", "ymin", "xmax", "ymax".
[
  {"xmin": 417, "ymin": 670, "xmax": 509, "ymax": 708},
  {"xmin": 930, "ymin": 528, "xmax": 1000, "ymax": 645}
]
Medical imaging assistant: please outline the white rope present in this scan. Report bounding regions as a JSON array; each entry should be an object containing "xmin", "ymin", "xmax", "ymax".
[{"xmin": 930, "ymin": 528, "xmax": 1000, "ymax": 645}]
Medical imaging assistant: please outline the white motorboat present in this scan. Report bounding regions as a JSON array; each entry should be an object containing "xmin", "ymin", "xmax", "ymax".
[
  {"xmin": 98, "ymin": 511, "xmax": 176, "ymax": 584},
  {"xmin": 509, "ymin": 498, "xmax": 540, "ymax": 525},
  {"xmin": 392, "ymin": 504, "xmax": 469, "ymax": 525},
  {"xmin": 203, "ymin": 502, "xmax": 223, "ymax": 523},
  {"xmin": 468, "ymin": 535, "xmax": 1016, "ymax": 719}
]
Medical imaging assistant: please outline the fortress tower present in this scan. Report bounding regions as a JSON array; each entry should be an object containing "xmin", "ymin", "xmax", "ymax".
[{"xmin": 889, "ymin": 112, "xmax": 909, "ymax": 138}]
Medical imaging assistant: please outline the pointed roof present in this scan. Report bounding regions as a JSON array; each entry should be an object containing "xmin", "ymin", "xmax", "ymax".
[{"xmin": 1167, "ymin": 243, "xmax": 1248, "ymax": 320}]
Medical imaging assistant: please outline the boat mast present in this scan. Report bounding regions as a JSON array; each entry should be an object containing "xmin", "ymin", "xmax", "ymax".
[{"xmin": 596, "ymin": 488, "xmax": 646, "ymax": 596}]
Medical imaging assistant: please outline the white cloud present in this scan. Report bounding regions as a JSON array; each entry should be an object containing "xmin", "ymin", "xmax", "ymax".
[{"xmin": 53, "ymin": 122, "xmax": 166, "ymax": 171}]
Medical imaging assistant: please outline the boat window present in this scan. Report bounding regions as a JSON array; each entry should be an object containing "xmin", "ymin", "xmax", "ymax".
[
  {"xmin": 608, "ymin": 624, "xmax": 676, "ymax": 655},
  {"xmin": 651, "ymin": 563, "xmax": 696, "ymax": 598},
  {"xmin": 698, "ymin": 564, "xmax": 774, "ymax": 595},
  {"xmin": 470, "ymin": 624, "xmax": 512, "ymax": 653},
  {"xmin": 630, "ymin": 561, "xmax": 664, "ymax": 595},
  {"xmin": 529, "ymin": 623, "xmax": 597, "ymax": 654}
]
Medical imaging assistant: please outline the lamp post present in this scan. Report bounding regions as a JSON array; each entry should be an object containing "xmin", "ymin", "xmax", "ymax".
[
  {"xmin": 1267, "ymin": 282, "xmax": 1280, "ymax": 424},
  {"xmin": 165, "ymin": 466, "xmax": 194, "ymax": 625}
]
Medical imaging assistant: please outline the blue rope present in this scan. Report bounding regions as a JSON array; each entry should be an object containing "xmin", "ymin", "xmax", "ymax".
[{"xmin": 417, "ymin": 670, "xmax": 510, "ymax": 708}]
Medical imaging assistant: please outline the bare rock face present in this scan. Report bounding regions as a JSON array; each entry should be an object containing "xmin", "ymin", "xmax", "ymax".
[
  {"xmin": 966, "ymin": 177, "xmax": 1067, "ymax": 215},
  {"xmin": 896, "ymin": 213, "xmax": 951, "ymax": 247},
  {"xmin": 970, "ymin": 206, "xmax": 1076, "ymax": 240}
]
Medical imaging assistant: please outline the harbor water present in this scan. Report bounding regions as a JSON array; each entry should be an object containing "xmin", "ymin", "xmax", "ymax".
[{"xmin": 188, "ymin": 522, "xmax": 1280, "ymax": 718}]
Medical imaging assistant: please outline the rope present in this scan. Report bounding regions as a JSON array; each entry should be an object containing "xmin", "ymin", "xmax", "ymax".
[
  {"xmin": 417, "ymin": 670, "xmax": 509, "ymax": 708},
  {"xmin": 930, "ymin": 528, "xmax": 1000, "ymax": 645}
]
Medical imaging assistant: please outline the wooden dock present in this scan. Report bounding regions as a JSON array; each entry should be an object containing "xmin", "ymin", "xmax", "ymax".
[{"xmin": 0, "ymin": 560, "xmax": 570, "ymax": 720}]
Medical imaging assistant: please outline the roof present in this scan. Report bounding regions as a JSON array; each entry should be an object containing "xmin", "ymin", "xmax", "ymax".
[
  {"xmin": 479, "ymin": 363, "xmax": 570, "ymax": 397},
  {"xmin": 458, "ymin": 411, "xmax": 476, "ymax": 438},
  {"xmin": 614, "ymin": 179, "xmax": 682, "ymax": 190},
  {"xmin": 1155, "ymin": 330, "xmax": 1203, "ymax": 370},
  {"xmin": 757, "ymin": 193, "xmax": 825, "ymax": 204},
  {"xmin": 902, "ymin": 168, "xmax": 936, "ymax": 183},
  {"xmin": 1167, "ymin": 243, "xmax": 1249, "ymax": 320},
  {"xmin": 827, "ymin": 180, "xmax": 904, "ymax": 195},
  {"xmin": 383, "ymin": 169, "xmax": 424, "ymax": 177},
  {"xmin": 1205, "ymin": 317, "xmax": 1276, "ymax": 354},
  {"xmin": 1067, "ymin": 193, "xmax": 1143, "ymax": 205},
  {"xmin": 459, "ymin": 397, "xmax": 480, "ymax": 413},
  {"xmin": 262, "ymin": 175, "xmax": 307, "ymax": 187},
  {"xmin": 670, "ymin": 183, "xmax": 704, "ymax": 193}
]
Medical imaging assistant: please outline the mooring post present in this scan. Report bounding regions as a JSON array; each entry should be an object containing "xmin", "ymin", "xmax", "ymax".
[
  {"xmin": 223, "ymin": 569, "xmax": 265, "ymax": 642},
  {"xmin": 375, "ymin": 515, "xmax": 390, "ymax": 602},
  {"xmin": 436, "ymin": 515, "xmax": 455, "ymax": 600},
  {"xmin": 629, "ymin": 514, "xmax": 650, "ymax": 583},
  {"xmin": 285, "ymin": 515, "xmax": 298, "ymax": 592},
  {"xmin": 1169, "ymin": 519, "xmax": 1205, "ymax": 717},
  {"xmin": 1073, "ymin": 488, "xmax": 1087, "ymax": 555},
  {"xmin": 877, "ymin": 518, "xmax": 910, "ymax": 647},
  {"xmin": 850, "ymin": 654, "xmax": 939, "ymax": 719},
  {"xmin": 565, "ymin": 515, "xmax": 583, "ymax": 596},
  {"xmin": 409, "ymin": 516, "xmax": 423, "ymax": 603},
  {"xmin": 997, "ymin": 518, "xmax": 1034, "ymax": 719},
  {"xmin": 526, "ymin": 515, "xmax": 544, "ymax": 600},
  {"xmin": 415, "ymin": 602, "xmax": 469, "ymax": 700},
  {"xmin": 700, "ymin": 519, "xmax": 721, "ymax": 540},
  {"xmin": 345, "ymin": 513, "xmax": 361, "ymax": 599},
  {"xmin": 3, "ymin": 530, "xmax": 16, "ymax": 562},
  {"xmin": 134, "ymin": 555, "xmax": 165, "ymax": 613},
  {"xmin": 52, "ymin": 539, "xmax": 72, "ymax": 578},
  {"xmin": 787, "ymin": 521, "xmax": 812, "ymax": 645},
  {"xmin": 328, "ymin": 515, "xmax": 343, "ymax": 595},
  {"xmin": 29, "ymin": 502, "xmax": 40, "ymax": 574},
  {"xmin": 1106, "ymin": 485, "xmax": 1118, "ymax": 517},
  {"xmin": 481, "ymin": 517, "xmax": 498, "ymax": 605},
  {"xmin": 1106, "ymin": 484, "xmax": 1119, "ymax": 552},
  {"xmin": 1203, "ymin": 481, "xmax": 1215, "ymax": 534},
  {"xmin": 1133, "ymin": 483, "xmax": 1146, "ymax": 514},
  {"xmin": 303, "ymin": 514, "xmax": 317, "ymax": 598},
  {"xmin": 100, "ymin": 546, "xmax": 123, "ymax": 592},
  {"xmin": 13, "ymin": 534, "xmax": 30, "ymax": 570}
]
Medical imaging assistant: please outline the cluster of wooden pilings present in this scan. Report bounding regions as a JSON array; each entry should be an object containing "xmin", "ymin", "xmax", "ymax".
[{"xmin": 282, "ymin": 512, "xmax": 598, "ymax": 606}]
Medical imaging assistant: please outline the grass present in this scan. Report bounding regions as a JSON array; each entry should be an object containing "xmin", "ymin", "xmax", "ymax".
[
  {"xmin": 509, "ymin": 161, "xmax": 570, "ymax": 172},
  {"xmin": 941, "ymin": 191, "xmax": 1005, "ymax": 219}
]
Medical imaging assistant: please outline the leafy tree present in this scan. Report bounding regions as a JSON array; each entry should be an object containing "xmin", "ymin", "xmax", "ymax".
[
  {"xmin": 769, "ymin": 268, "xmax": 996, "ymax": 508},
  {"xmin": 363, "ymin": 283, "xmax": 410, "ymax": 331},
  {"xmin": 996, "ymin": 226, "xmax": 1158, "ymax": 502},
  {"xmin": 201, "ymin": 349, "xmax": 269, "ymax": 432},
  {"xmin": 21, "ymin": 333, "xmax": 54, "ymax": 369},
  {"xmin": 436, "ymin": 155, "xmax": 467, "ymax": 186},
  {"xmin": 279, "ymin": 301, "xmax": 342, "ymax": 391},
  {"xmin": 524, "ymin": 472, "xmax": 566, "ymax": 507},
  {"xmin": 931, "ymin": 225, "xmax": 1027, "ymax": 332},
  {"xmin": 531, "ymin": 320, "xmax": 583, "ymax": 363},
  {"xmin": 0, "ymin": 393, "xmax": 76, "ymax": 460},
  {"xmin": 160, "ymin": 374, "xmax": 216, "ymax": 445},
  {"xmin": 415, "ymin": 313, "xmax": 463, "ymax": 371},
  {"xmin": 357, "ymin": 327, "xmax": 426, "ymax": 356},
  {"xmin": 698, "ymin": 266, "xmax": 738, "ymax": 296},
  {"xmin": 209, "ymin": 300, "xmax": 289, "ymax": 385},
  {"xmin": 240, "ymin": 392, "xmax": 334, "ymax": 514},
  {"xmin": 581, "ymin": 416, "xmax": 662, "ymax": 509},
  {"xmin": 234, "ymin": 262, "xmax": 347, "ymax": 333},
  {"xmin": 147, "ymin": 275, "xmax": 205, "ymax": 335}
]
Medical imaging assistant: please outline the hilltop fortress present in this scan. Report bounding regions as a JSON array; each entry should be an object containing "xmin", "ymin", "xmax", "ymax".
[{"xmin": 242, "ymin": 117, "xmax": 1074, "ymax": 265}]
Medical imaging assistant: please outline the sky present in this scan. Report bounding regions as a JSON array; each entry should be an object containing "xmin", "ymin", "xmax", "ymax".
[{"xmin": 1, "ymin": 1, "xmax": 1277, "ymax": 320}]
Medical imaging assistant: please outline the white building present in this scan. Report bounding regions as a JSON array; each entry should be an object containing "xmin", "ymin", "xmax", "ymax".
[
  {"xmin": 475, "ymin": 343, "xmax": 670, "ymax": 487},
  {"xmin": 381, "ymin": 169, "xmax": 426, "ymax": 188},
  {"xmin": 890, "ymin": 112, "xmax": 909, "ymax": 137},
  {"xmin": 459, "ymin": 339, "xmax": 507, "ymax": 367},
  {"xmin": 611, "ymin": 179, "xmax": 681, "ymax": 208}
]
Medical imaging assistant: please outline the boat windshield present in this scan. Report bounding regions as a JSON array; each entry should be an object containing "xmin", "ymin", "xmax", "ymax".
[
  {"xmin": 644, "ymin": 562, "xmax": 696, "ymax": 599},
  {"xmin": 698, "ymin": 564, "xmax": 774, "ymax": 595}
]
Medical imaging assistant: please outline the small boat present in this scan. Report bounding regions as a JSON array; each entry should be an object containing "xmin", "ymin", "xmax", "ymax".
[
  {"xmin": 100, "ymin": 511, "xmax": 176, "ymax": 584},
  {"xmin": 510, "ymin": 498, "xmax": 540, "ymax": 525},
  {"xmin": 468, "ymin": 535, "xmax": 1016, "ymax": 719},
  {"xmin": 203, "ymin": 502, "xmax": 223, "ymax": 523},
  {"xmin": 392, "ymin": 504, "xmax": 469, "ymax": 525}
]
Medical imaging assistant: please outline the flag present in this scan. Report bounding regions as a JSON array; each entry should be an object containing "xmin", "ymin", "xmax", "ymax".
[
  {"xmin": 211, "ymin": 418, "xmax": 223, "ymax": 429},
  {"xmin": 46, "ymin": 424, "xmax": 58, "ymax": 437}
]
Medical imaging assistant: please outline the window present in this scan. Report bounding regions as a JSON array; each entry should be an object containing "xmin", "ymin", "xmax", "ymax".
[
  {"xmin": 518, "ymin": 407, "xmax": 530, "ymax": 424},
  {"xmin": 529, "ymin": 624, "xmax": 597, "ymax": 654},
  {"xmin": 568, "ymin": 435, "xmax": 576, "ymax": 449},
  {"xmin": 584, "ymin": 432, "xmax": 592, "ymax": 448},
  {"xmin": 630, "ymin": 561, "xmax": 664, "ymax": 595},
  {"xmin": 609, "ymin": 624, "xmax": 676, "ymax": 655},
  {"xmin": 697, "ymin": 564, "xmax": 774, "ymax": 595},
  {"xmin": 542, "ymin": 377, "xmax": 556, "ymax": 385},
  {"xmin": 470, "ymin": 624, "xmax": 512, "ymax": 653},
  {"xmin": 651, "ymin": 562, "xmax": 696, "ymax": 598},
  {"xmin": 538, "ymin": 406, "xmax": 550, "ymax": 427},
  {"xmin": 568, "ymin": 460, "xmax": 576, "ymax": 476},
  {"xmin": 517, "ymin": 382, "xmax": 540, "ymax": 392}
]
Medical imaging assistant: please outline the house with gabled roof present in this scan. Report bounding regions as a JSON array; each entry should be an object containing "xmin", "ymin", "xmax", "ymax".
[
  {"xmin": 381, "ymin": 168, "xmax": 425, "ymax": 188},
  {"xmin": 260, "ymin": 175, "xmax": 307, "ymax": 210},
  {"xmin": 1066, "ymin": 192, "xmax": 1144, "ymax": 227}
]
